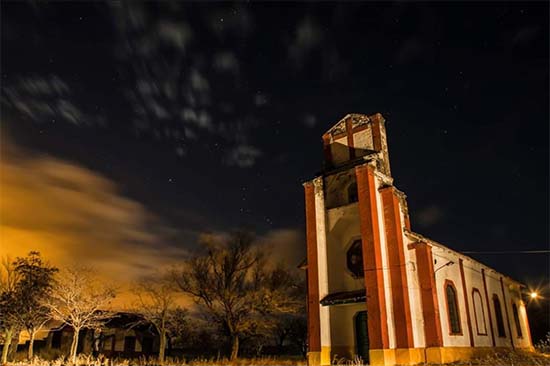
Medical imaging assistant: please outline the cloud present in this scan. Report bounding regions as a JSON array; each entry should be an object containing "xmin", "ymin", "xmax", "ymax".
[
  {"xmin": 195, "ymin": 228, "xmax": 305, "ymax": 271},
  {"xmin": 208, "ymin": 6, "xmax": 254, "ymax": 37},
  {"xmin": 416, "ymin": 205, "xmax": 445, "ymax": 228},
  {"xmin": 157, "ymin": 20, "xmax": 192, "ymax": 50},
  {"xmin": 1, "ymin": 75, "xmax": 102, "ymax": 126},
  {"xmin": 224, "ymin": 144, "xmax": 262, "ymax": 168},
  {"xmin": 190, "ymin": 68, "xmax": 210, "ymax": 92},
  {"xmin": 0, "ymin": 137, "xmax": 187, "ymax": 307},
  {"xmin": 257, "ymin": 229, "xmax": 305, "ymax": 270},
  {"xmin": 303, "ymin": 114, "xmax": 317, "ymax": 128},
  {"xmin": 288, "ymin": 17, "xmax": 323, "ymax": 67},
  {"xmin": 213, "ymin": 51, "xmax": 239, "ymax": 73},
  {"xmin": 254, "ymin": 93, "xmax": 268, "ymax": 107},
  {"xmin": 512, "ymin": 26, "xmax": 540, "ymax": 45}
]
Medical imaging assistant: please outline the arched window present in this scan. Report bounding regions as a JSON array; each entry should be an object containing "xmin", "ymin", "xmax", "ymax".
[
  {"xmin": 472, "ymin": 288, "xmax": 487, "ymax": 335},
  {"xmin": 445, "ymin": 281, "xmax": 461, "ymax": 334},
  {"xmin": 347, "ymin": 182, "xmax": 358, "ymax": 203},
  {"xmin": 493, "ymin": 294, "xmax": 506, "ymax": 337},
  {"xmin": 512, "ymin": 303, "xmax": 523, "ymax": 338},
  {"xmin": 347, "ymin": 240, "xmax": 364, "ymax": 278}
]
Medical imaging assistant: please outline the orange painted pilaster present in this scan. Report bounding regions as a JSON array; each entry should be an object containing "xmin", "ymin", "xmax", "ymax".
[
  {"xmin": 355, "ymin": 164, "xmax": 389, "ymax": 350},
  {"xmin": 345, "ymin": 118, "xmax": 356, "ymax": 159},
  {"xmin": 304, "ymin": 182, "xmax": 321, "ymax": 353},
  {"xmin": 459, "ymin": 259, "xmax": 475, "ymax": 346},
  {"xmin": 380, "ymin": 187, "xmax": 414, "ymax": 349},
  {"xmin": 371, "ymin": 116, "xmax": 382, "ymax": 152},
  {"xmin": 415, "ymin": 242, "xmax": 443, "ymax": 347},
  {"xmin": 322, "ymin": 133, "xmax": 332, "ymax": 166}
]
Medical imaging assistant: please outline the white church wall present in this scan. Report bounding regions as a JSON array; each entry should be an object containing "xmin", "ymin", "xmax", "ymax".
[
  {"xmin": 484, "ymin": 271, "xmax": 512, "ymax": 348},
  {"xmin": 325, "ymin": 203, "xmax": 364, "ymax": 295},
  {"xmin": 515, "ymin": 299, "xmax": 532, "ymax": 348},
  {"xmin": 502, "ymin": 280, "xmax": 531, "ymax": 349},
  {"xmin": 432, "ymin": 246, "xmax": 471, "ymax": 347},
  {"xmin": 461, "ymin": 259, "xmax": 493, "ymax": 347},
  {"xmin": 329, "ymin": 303, "xmax": 368, "ymax": 357},
  {"xmin": 314, "ymin": 178, "xmax": 332, "ymax": 354},
  {"xmin": 353, "ymin": 128, "xmax": 373, "ymax": 151}
]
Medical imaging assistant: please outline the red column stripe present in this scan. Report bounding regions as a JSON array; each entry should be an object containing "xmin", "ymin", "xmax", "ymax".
[
  {"xmin": 380, "ymin": 187, "xmax": 414, "ymax": 349},
  {"xmin": 415, "ymin": 242, "xmax": 443, "ymax": 347},
  {"xmin": 304, "ymin": 182, "xmax": 321, "ymax": 352},
  {"xmin": 355, "ymin": 164, "xmax": 389, "ymax": 350}
]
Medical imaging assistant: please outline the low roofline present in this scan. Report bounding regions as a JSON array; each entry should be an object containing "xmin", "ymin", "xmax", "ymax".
[{"xmin": 404, "ymin": 229, "xmax": 524, "ymax": 287}]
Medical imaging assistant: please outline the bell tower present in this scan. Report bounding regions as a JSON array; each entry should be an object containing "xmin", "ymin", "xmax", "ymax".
[
  {"xmin": 322, "ymin": 113, "xmax": 392, "ymax": 178},
  {"xmin": 304, "ymin": 113, "xmax": 414, "ymax": 366}
]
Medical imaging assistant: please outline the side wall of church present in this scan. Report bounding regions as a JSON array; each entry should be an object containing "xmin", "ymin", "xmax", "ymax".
[
  {"xmin": 432, "ymin": 246, "xmax": 473, "ymax": 347},
  {"xmin": 431, "ymin": 245, "xmax": 532, "ymax": 350}
]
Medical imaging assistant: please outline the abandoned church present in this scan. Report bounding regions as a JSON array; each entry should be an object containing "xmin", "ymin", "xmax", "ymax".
[{"xmin": 302, "ymin": 113, "xmax": 532, "ymax": 366}]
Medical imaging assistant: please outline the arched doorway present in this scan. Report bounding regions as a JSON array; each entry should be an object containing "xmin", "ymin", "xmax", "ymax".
[{"xmin": 355, "ymin": 311, "xmax": 369, "ymax": 363}]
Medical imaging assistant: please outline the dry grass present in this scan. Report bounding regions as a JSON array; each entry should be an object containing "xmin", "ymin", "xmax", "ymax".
[
  {"xmin": 425, "ymin": 350, "xmax": 550, "ymax": 366},
  {"xmin": 6, "ymin": 354, "xmax": 306, "ymax": 366},
  {"xmin": 5, "ymin": 350, "xmax": 550, "ymax": 366}
]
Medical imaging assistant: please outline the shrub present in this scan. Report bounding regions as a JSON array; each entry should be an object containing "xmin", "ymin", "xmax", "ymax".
[{"xmin": 535, "ymin": 332, "xmax": 550, "ymax": 355}]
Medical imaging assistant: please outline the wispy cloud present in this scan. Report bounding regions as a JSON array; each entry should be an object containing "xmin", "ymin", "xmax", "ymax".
[
  {"xmin": 208, "ymin": 6, "xmax": 254, "ymax": 38},
  {"xmin": 288, "ymin": 16, "xmax": 323, "ymax": 68},
  {"xmin": 213, "ymin": 51, "xmax": 239, "ymax": 74},
  {"xmin": 110, "ymin": 2, "xmax": 264, "ymax": 167},
  {"xmin": 1, "ymin": 75, "xmax": 104, "ymax": 126},
  {"xmin": 224, "ymin": 144, "xmax": 262, "ymax": 168},
  {"xmin": 0, "ymin": 137, "xmax": 187, "ymax": 305},
  {"xmin": 416, "ymin": 204, "xmax": 445, "ymax": 228},
  {"xmin": 303, "ymin": 114, "xmax": 317, "ymax": 128}
]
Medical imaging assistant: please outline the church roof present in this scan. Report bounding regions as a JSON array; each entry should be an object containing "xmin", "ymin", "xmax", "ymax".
[
  {"xmin": 323, "ymin": 113, "xmax": 372, "ymax": 137},
  {"xmin": 320, "ymin": 289, "xmax": 366, "ymax": 306},
  {"xmin": 404, "ymin": 229, "xmax": 524, "ymax": 287}
]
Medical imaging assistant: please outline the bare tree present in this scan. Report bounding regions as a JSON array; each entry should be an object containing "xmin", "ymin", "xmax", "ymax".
[
  {"xmin": 43, "ymin": 266, "xmax": 116, "ymax": 365},
  {"xmin": 173, "ymin": 232, "xmax": 303, "ymax": 360},
  {"xmin": 0, "ymin": 256, "xmax": 20, "ymax": 364},
  {"xmin": 132, "ymin": 272, "xmax": 184, "ymax": 364}
]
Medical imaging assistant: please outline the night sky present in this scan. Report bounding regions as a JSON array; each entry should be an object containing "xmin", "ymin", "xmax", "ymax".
[{"xmin": 1, "ymin": 1, "xmax": 548, "ymax": 328}]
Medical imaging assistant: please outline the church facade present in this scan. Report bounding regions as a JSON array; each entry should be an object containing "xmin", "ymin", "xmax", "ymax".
[{"xmin": 302, "ymin": 113, "xmax": 533, "ymax": 366}]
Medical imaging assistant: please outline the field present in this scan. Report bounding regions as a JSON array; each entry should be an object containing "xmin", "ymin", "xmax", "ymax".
[{"xmin": 4, "ymin": 350, "xmax": 550, "ymax": 366}]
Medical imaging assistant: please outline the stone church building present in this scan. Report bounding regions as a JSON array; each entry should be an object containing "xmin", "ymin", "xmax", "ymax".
[{"xmin": 302, "ymin": 113, "xmax": 533, "ymax": 366}]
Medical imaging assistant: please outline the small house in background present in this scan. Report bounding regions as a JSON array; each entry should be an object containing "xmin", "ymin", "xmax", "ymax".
[{"xmin": 43, "ymin": 312, "xmax": 160, "ymax": 358}]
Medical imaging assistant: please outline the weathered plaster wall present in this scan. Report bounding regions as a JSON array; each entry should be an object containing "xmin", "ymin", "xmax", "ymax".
[
  {"xmin": 432, "ymin": 246, "xmax": 473, "ymax": 347},
  {"xmin": 328, "ymin": 303, "xmax": 368, "ymax": 359},
  {"xmin": 314, "ymin": 177, "xmax": 332, "ymax": 360},
  {"xmin": 431, "ymin": 245, "xmax": 531, "ymax": 350},
  {"xmin": 326, "ymin": 202, "xmax": 363, "ymax": 294}
]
